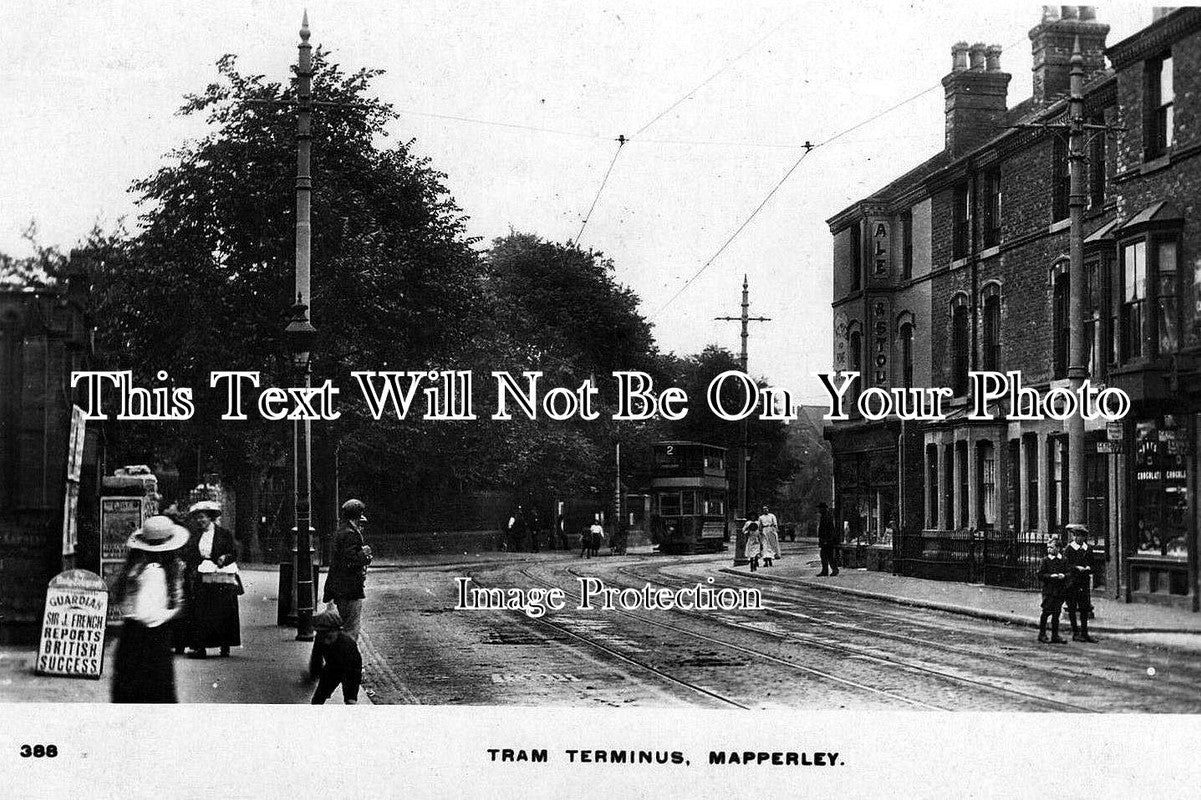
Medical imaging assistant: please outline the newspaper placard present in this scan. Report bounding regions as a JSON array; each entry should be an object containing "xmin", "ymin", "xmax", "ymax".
[
  {"xmin": 61, "ymin": 482, "xmax": 79, "ymax": 556},
  {"xmin": 35, "ymin": 569, "xmax": 108, "ymax": 679},
  {"xmin": 100, "ymin": 497, "xmax": 145, "ymax": 624}
]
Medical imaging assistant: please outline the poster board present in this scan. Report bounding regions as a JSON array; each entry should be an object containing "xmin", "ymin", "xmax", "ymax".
[
  {"xmin": 99, "ymin": 497, "xmax": 145, "ymax": 624},
  {"xmin": 35, "ymin": 569, "xmax": 108, "ymax": 679}
]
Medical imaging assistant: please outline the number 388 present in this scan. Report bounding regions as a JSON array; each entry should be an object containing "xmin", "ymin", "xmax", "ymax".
[{"xmin": 19, "ymin": 744, "xmax": 57, "ymax": 758}]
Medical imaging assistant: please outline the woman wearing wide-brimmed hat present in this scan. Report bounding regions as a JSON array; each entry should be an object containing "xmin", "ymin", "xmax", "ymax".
[
  {"xmin": 181, "ymin": 499, "xmax": 242, "ymax": 658},
  {"xmin": 111, "ymin": 515, "xmax": 188, "ymax": 703}
]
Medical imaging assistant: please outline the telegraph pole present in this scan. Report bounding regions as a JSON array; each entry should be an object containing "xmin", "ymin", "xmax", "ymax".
[
  {"xmin": 716, "ymin": 275, "xmax": 771, "ymax": 527},
  {"xmin": 1066, "ymin": 42, "xmax": 1087, "ymax": 533}
]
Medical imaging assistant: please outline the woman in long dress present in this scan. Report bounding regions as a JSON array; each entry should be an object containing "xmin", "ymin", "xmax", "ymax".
[
  {"xmin": 182, "ymin": 500, "xmax": 242, "ymax": 658},
  {"xmin": 111, "ymin": 516, "xmax": 188, "ymax": 703}
]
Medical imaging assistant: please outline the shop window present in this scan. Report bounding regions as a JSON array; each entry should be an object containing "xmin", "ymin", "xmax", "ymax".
[
  {"xmin": 977, "ymin": 441, "xmax": 996, "ymax": 529},
  {"xmin": 1053, "ymin": 269, "xmax": 1069, "ymax": 378},
  {"xmin": 902, "ymin": 208, "xmax": 913, "ymax": 280},
  {"xmin": 1133, "ymin": 416, "xmax": 1189, "ymax": 560},
  {"xmin": 850, "ymin": 221, "xmax": 862, "ymax": 292},
  {"xmin": 1052, "ymin": 136, "xmax": 1069, "ymax": 223},
  {"xmin": 952, "ymin": 182, "xmax": 971, "ymax": 260},
  {"xmin": 1145, "ymin": 54, "xmax": 1174, "ymax": 160},
  {"xmin": 983, "ymin": 168, "xmax": 1002, "ymax": 248},
  {"xmin": 982, "ymin": 290, "xmax": 1001, "ymax": 373},
  {"xmin": 950, "ymin": 295, "xmax": 969, "ymax": 396}
]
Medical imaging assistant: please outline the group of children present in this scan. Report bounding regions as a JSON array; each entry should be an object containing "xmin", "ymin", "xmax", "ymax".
[{"xmin": 1037, "ymin": 523, "xmax": 1097, "ymax": 644}]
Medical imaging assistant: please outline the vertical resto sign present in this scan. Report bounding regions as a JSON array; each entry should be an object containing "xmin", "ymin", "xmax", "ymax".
[{"xmin": 36, "ymin": 569, "xmax": 108, "ymax": 678}]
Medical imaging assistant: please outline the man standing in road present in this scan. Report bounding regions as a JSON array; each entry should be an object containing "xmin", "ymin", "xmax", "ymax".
[
  {"xmin": 1064, "ymin": 523, "xmax": 1096, "ymax": 643},
  {"xmin": 322, "ymin": 499, "xmax": 373, "ymax": 641},
  {"xmin": 816, "ymin": 502, "xmax": 839, "ymax": 577},
  {"xmin": 757, "ymin": 505, "xmax": 780, "ymax": 567}
]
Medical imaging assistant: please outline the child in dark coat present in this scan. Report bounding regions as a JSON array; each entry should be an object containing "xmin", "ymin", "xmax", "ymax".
[
  {"xmin": 309, "ymin": 606, "xmax": 363, "ymax": 705},
  {"xmin": 1037, "ymin": 540, "xmax": 1069, "ymax": 644}
]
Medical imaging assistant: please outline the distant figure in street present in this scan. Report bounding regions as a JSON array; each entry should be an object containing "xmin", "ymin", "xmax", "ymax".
[
  {"xmin": 111, "ymin": 516, "xmax": 189, "ymax": 703},
  {"xmin": 583, "ymin": 517, "xmax": 604, "ymax": 558},
  {"xmin": 525, "ymin": 506, "xmax": 540, "ymax": 553},
  {"xmin": 1064, "ymin": 524, "xmax": 1097, "ymax": 642},
  {"xmin": 757, "ymin": 505, "xmax": 780, "ymax": 567},
  {"xmin": 506, "ymin": 506, "xmax": 526, "ymax": 552},
  {"xmin": 181, "ymin": 500, "xmax": 242, "ymax": 659},
  {"xmin": 817, "ymin": 502, "xmax": 839, "ymax": 577},
  {"xmin": 322, "ymin": 499, "xmax": 373, "ymax": 641},
  {"xmin": 743, "ymin": 520, "xmax": 764, "ymax": 572},
  {"xmin": 1037, "ymin": 540, "xmax": 1069, "ymax": 644},
  {"xmin": 309, "ymin": 606, "xmax": 363, "ymax": 705}
]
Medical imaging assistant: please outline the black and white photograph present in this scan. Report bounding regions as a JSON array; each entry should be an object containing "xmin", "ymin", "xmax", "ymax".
[{"xmin": 2, "ymin": 1, "xmax": 1201, "ymax": 797}]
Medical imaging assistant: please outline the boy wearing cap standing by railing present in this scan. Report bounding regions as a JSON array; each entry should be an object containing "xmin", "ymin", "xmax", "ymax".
[{"xmin": 1064, "ymin": 524, "xmax": 1097, "ymax": 643}]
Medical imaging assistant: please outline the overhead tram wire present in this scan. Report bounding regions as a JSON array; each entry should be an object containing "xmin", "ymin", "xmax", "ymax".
[
  {"xmin": 649, "ymin": 35, "xmax": 1030, "ymax": 316},
  {"xmin": 573, "ymin": 14, "xmax": 794, "ymax": 246}
]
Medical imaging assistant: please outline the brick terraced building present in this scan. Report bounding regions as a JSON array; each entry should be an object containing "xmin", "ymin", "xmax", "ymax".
[{"xmin": 826, "ymin": 6, "xmax": 1201, "ymax": 609}]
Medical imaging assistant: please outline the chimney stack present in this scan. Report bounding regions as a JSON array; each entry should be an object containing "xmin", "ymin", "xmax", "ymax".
[
  {"xmin": 1029, "ymin": 6, "xmax": 1109, "ymax": 105},
  {"xmin": 942, "ymin": 41, "xmax": 1011, "ymax": 157}
]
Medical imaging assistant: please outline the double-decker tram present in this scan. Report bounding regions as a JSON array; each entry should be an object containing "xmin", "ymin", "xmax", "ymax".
[{"xmin": 649, "ymin": 441, "xmax": 729, "ymax": 554}]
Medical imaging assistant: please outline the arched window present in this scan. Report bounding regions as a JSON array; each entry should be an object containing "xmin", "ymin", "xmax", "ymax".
[
  {"xmin": 950, "ymin": 294, "xmax": 969, "ymax": 396},
  {"xmin": 848, "ymin": 322, "xmax": 863, "ymax": 410},
  {"xmin": 900, "ymin": 322, "xmax": 914, "ymax": 389},
  {"xmin": 981, "ymin": 284, "xmax": 1001, "ymax": 372}
]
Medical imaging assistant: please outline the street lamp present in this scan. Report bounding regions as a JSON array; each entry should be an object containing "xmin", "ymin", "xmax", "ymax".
[{"xmin": 287, "ymin": 298, "xmax": 317, "ymax": 642}]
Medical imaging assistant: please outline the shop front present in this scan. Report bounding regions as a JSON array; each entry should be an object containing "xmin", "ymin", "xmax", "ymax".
[{"xmin": 827, "ymin": 420, "xmax": 903, "ymax": 572}]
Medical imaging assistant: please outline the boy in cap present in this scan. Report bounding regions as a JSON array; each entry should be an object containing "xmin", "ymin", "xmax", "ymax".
[
  {"xmin": 309, "ymin": 606, "xmax": 363, "ymax": 705},
  {"xmin": 1037, "ymin": 539, "xmax": 1069, "ymax": 644},
  {"xmin": 1064, "ymin": 524, "xmax": 1097, "ymax": 642}
]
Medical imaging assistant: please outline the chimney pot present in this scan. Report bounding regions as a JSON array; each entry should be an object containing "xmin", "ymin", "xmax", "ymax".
[
  {"xmin": 985, "ymin": 45, "xmax": 1003, "ymax": 71},
  {"xmin": 1079, "ymin": 6, "xmax": 1096, "ymax": 21},
  {"xmin": 969, "ymin": 43, "xmax": 987, "ymax": 70},
  {"xmin": 1060, "ymin": 6, "xmax": 1078, "ymax": 20},
  {"xmin": 1042, "ymin": 5, "xmax": 1061, "ymax": 22},
  {"xmin": 952, "ymin": 41, "xmax": 970, "ymax": 72}
]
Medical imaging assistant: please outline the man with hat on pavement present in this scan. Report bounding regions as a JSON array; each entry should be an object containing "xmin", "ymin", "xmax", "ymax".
[
  {"xmin": 322, "ymin": 499, "xmax": 373, "ymax": 641},
  {"xmin": 1064, "ymin": 523, "xmax": 1097, "ymax": 642}
]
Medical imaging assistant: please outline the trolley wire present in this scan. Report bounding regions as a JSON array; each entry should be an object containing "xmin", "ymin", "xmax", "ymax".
[{"xmin": 573, "ymin": 137, "xmax": 626, "ymax": 246}]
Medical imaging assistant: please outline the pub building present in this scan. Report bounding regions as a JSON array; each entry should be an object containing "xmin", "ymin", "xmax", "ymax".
[{"xmin": 825, "ymin": 7, "xmax": 1201, "ymax": 608}]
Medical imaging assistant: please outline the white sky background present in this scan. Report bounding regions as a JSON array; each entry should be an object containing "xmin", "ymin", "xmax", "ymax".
[{"xmin": 0, "ymin": 1, "xmax": 1155, "ymax": 402}]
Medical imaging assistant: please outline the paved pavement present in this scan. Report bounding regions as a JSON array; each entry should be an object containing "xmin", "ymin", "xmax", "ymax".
[
  {"xmin": 0, "ymin": 568, "xmax": 322, "ymax": 703},
  {"xmin": 721, "ymin": 540, "xmax": 1201, "ymax": 639}
]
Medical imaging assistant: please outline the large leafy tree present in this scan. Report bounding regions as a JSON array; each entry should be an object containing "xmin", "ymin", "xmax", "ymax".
[{"xmin": 90, "ymin": 51, "xmax": 489, "ymax": 549}]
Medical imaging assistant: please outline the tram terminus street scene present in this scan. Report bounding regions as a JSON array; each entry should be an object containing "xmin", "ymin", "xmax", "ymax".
[{"xmin": 4, "ymin": 3, "xmax": 1201, "ymax": 712}]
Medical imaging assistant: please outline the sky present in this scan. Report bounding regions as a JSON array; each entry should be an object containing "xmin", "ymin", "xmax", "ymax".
[{"xmin": 0, "ymin": 1, "xmax": 1156, "ymax": 402}]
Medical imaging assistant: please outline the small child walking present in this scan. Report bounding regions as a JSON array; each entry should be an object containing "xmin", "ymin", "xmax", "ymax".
[
  {"xmin": 1037, "ymin": 540, "xmax": 1069, "ymax": 644},
  {"xmin": 309, "ymin": 606, "xmax": 364, "ymax": 704}
]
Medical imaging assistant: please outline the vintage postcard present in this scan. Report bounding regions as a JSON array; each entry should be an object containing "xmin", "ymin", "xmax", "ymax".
[{"xmin": 2, "ymin": 1, "xmax": 1199, "ymax": 797}]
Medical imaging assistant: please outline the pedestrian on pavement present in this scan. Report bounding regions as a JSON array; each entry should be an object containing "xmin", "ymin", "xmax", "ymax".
[
  {"xmin": 1037, "ymin": 540, "xmax": 1069, "ymax": 644},
  {"xmin": 743, "ymin": 520, "xmax": 764, "ymax": 572},
  {"xmin": 322, "ymin": 499, "xmax": 373, "ymax": 641},
  {"xmin": 583, "ymin": 517, "xmax": 604, "ymax": 558},
  {"xmin": 1064, "ymin": 523, "xmax": 1097, "ymax": 642},
  {"xmin": 111, "ymin": 516, "xmax": 189, "ymax": 703},
  {"xmin": 309, "ymin": 606, "xmax": 363, "ymax": 705},
  {"xmin": 817, "ymin": 502, "xmax": 840, "ymax": 577},
  {"xmin": 757, "ymin": 505, "xmax": 781, "ymax": 567},
  {"xmin": 181, "ymin": 500, "xmax": 242, "ymax": 659}
]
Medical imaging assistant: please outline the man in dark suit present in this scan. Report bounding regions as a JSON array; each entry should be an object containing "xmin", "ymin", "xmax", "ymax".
[
  {"xmin": 322, "ymin": 499, "xmax": 373, "ymax": 641},
  {"xmin": 1064, "ymin": 523, "xmax": 1097, "ymax": 642},
  {"xmin": 817, "ymin": 502, "xmax": 839, "ymax": 576}
]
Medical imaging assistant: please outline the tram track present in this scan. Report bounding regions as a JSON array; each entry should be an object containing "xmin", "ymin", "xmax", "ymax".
[
  {"xmin": 600, "ymin": 563, "xmax": 1097, "ymax": 713},
  {"xmin": 507, "ymin": 566, "xmax": 949, "ymax": 711}
]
